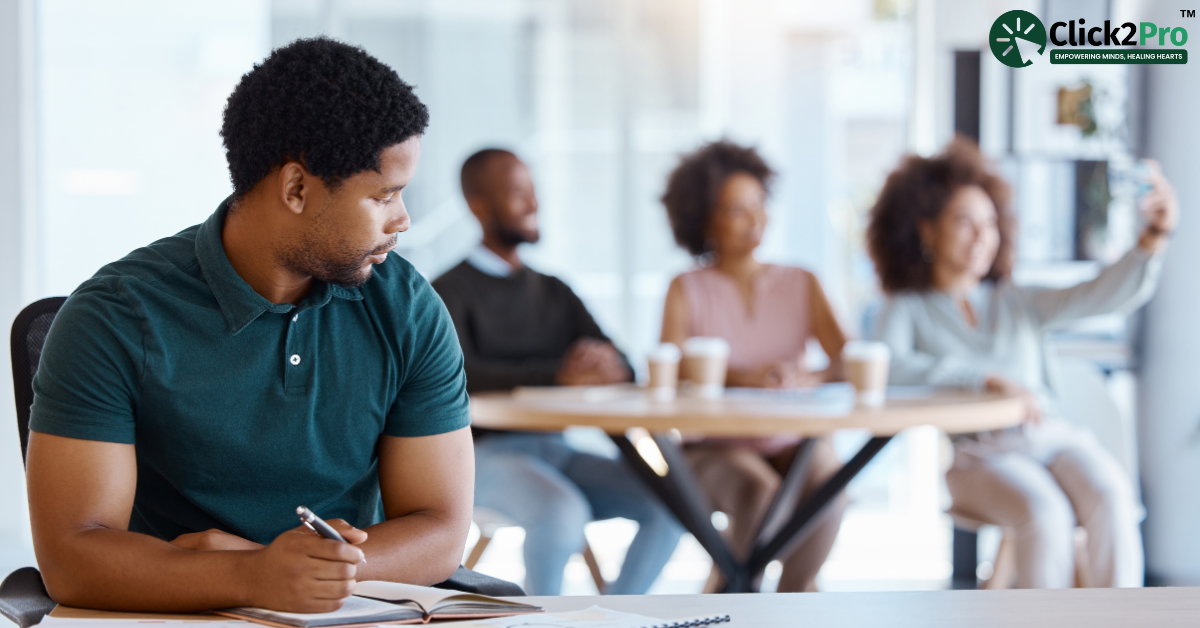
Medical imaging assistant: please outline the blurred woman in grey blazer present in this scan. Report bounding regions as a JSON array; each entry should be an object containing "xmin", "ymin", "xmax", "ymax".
[{"xmin": 867, "ymin": 137, "xmax": 1178, "ymax": 588}]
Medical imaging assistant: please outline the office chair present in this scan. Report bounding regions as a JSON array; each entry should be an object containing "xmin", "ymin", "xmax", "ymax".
[
  {"xmin": 2, "ymin": 296, "xmax": 65, "ymax": 628},
  {"xmin": 467, "ymin": 507, "xmax": 608, "ymax": 593},
  {"xmin": 3, "ymin": 298, "xmax": 520, "ymax": 628}
]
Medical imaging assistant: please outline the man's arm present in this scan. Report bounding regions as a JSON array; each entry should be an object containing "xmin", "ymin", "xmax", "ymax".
[
  {"xmin": 27, "ymin": 432, "xmax": 364, "ymax": 613},
  {"xmin": 352, "ymin": 426, "xmax": 474, "ymax": 583},
  {"xmin": 562, "ymin": 282, "xmax": 634, "ymax": 378},
  {"xmin": 463, "ymin": 355, "xmax": 563, "ymax": 390},
  {"xmin": 434, "ymin": 280, "xmax": 561, "ymax": 391}
]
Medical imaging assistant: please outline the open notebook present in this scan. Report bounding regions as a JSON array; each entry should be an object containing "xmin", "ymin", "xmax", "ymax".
[{"xmin": 216, "ymin": 580, "xmax": 543, "ymax": 627}]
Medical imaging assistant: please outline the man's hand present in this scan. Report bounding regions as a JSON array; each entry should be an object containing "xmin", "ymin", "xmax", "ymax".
[
  {"xmin": 556, "ymin": 338, "xmax": 629, "ymax": 385},
  {"xmin": 985, "ymin": 375, "xmax": 1042, "ymax": 426},
  {"xmin": 244, "ymin": 522, "xmax": 367, "ymax": 613},
  {"xmin": 171, "ymin": 529, "xmax": 262, "ymax": 551},
  {"xmin": 27, "ymin": 413, "xmax": 463, "ymax": 612}
]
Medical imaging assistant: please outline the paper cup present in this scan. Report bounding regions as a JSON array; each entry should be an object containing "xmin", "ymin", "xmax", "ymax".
[
  {"xmin": 842, "ymin": 341, "xmax": 891, "ymax": 407},
  {"xmin": 680, "ymin": 337, "xmax": 730, "ymax": 399},
  {"xmin": 646, "ymin": 343, "xmax": 681, "ymax": 401}
]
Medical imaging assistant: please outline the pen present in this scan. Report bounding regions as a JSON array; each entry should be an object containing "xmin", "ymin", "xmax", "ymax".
[{"xmin": 296, "ymin": 505, "xmax": 366, "ymax": 563}]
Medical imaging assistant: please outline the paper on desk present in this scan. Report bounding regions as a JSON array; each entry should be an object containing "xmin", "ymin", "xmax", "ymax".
[
  {"xmin": 433, "ymin": 605, "xmax": 725, "ymax": 628},
  {"xmin": 39, "ymin": 617, "xmax": 249, "ymax": 628},
  {"xmin": 511, "ymin": 385, "xmax": 636, "ymax": 403},
  {"xmin": 36, "ymin": 606, "xmax": 725, "ymax": 628},
  {"xmin": 721, "ymin": 383, "xmax": 855, "ymax": 414}
]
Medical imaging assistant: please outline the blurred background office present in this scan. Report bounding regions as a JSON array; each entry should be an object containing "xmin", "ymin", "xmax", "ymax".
[{"xmin": 1, "ymin": 0, "xmax": 1197, "ymax": 595}]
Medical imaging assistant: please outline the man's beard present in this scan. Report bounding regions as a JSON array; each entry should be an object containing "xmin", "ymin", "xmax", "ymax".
[
  {"xmin": 278, "ymin": 230, "xmax": 395, "ymax": 289},
  {"xmin": 492, "ymin": 217, "xmax": 539, "ymax": 246}
]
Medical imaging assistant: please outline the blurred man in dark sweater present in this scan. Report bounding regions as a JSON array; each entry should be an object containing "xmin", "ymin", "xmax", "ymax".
[{"xmin": 433, "ymin": 149, "xmax": 681, "ymax": 595}]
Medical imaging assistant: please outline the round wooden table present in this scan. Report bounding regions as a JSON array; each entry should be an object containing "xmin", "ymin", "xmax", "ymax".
[
  {"xmin": 470, "ymin": 384, "xmax": 1023, "ymax": 593},
  {"xmin": 470, "ymin": 384, "xmax": 1023, "ymax": 437}
]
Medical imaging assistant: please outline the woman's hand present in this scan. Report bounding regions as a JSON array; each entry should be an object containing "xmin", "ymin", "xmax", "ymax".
[
  {"xmin": 728, "ymin": 362, "xmax": 823, "ymax": 389},
  {"xmin": 984, "ymin": 375, "xmax": 1042, "ymax": 426},
  {"xmin": 1138, "ymin": 160, "xmax": 1179, "ymax": 253}
]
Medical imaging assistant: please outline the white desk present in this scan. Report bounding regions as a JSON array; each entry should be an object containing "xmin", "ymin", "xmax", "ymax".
[
  {"xmin": 53, "ymin": 587, "xmax": 1200, "ymax": 627},
  {"xmin": 525, "ymin": 588, "xmax": 1200, "ymax": 627}
]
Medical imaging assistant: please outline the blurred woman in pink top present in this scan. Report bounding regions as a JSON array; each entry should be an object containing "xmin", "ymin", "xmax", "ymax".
[{"xmin": 659, "ymin": 141, "xmax": 848, "ymax": 592}]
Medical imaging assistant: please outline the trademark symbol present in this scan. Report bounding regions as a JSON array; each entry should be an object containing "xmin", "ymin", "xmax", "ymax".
[{"xmin": 1182, "ymin": 9, "xmax": 1196, "ymax": 17}]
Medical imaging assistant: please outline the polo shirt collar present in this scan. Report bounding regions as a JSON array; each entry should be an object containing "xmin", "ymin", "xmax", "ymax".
[{"xmin": 196, "ymin": 198, "xmax": 363, "ymax": 335}]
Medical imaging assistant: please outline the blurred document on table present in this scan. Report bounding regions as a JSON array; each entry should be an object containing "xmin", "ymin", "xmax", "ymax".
[{"xmin": 436, "ymin": 606, "xmax": 729, "ymax": 628}]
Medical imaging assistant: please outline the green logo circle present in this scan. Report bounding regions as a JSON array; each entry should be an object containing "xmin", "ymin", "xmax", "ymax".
[{"xmin": 990, "ymin": 10, "xmax": 1047, "ymax": 68}]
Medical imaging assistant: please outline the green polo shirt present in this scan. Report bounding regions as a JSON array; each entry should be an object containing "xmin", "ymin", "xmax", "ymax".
[{"xmin": 29, "ymin": 199, "xmax": 470, "ymax": 545}]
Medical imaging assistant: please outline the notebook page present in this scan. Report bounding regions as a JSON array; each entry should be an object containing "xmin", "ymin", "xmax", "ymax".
[
  {"xmin": 353, "ymin": 581, "xmax": 533, "ymax": 613},
  {"xmin": 231, "ymin": 595, "xmax": 416, "ymax": 623}
]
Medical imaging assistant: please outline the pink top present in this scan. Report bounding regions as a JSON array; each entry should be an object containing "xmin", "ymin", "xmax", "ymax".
[
  {"xmin": 678, "ymin": 264, "xmax": 815, "ymax": 456},
  {"xmin": 679, "ymin": 264, "xmax": 812, "ymax": 372}
]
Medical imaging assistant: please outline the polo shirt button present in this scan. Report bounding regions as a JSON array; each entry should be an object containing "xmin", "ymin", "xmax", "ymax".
[
  {"xmin": 290, "ymin": 354, "xmax": 301, "ymax": 365},
  {"xmin": 292, "ymin": 314, "xmax": 298, "ymax": 322}
]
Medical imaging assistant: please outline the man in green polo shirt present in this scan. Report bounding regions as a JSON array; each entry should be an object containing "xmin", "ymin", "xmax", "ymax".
[{"xmin": 24, "ymin": 38, "xmax": 473, "ymax": 613}]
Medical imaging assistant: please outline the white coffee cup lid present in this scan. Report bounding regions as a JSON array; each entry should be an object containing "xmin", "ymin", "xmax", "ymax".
[
  {"xmin": 842, "ymin": 340, "xmax": 891, "ymax": 361},
  {"xmin": 648, "ymin": 342, "xmax": 682, "ymax": 362},
  {"xmin": 682, "ymin": 336, "xmax": 731, "ymax": 358}
]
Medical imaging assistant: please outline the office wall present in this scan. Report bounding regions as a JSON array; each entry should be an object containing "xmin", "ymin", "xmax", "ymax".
[
  {"xmin": 36, "ymin": 0, "xmax": 269, "ymax": 297},
  {"xmin": 0, "ymin": 0, "xmax": 36, "ymax": 577},
  {"xmin": 0, "ymin": 0, "xmax": 271, "ymax": 579},
  {"xmin": 1138, "ymin": 0, "xmax": 1200, "ymax": 587}
]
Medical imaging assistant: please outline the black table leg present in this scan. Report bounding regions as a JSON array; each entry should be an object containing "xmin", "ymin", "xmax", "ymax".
[
  {"xmin": 610, "ymin": 433, "xmax": 748, "ymax": 591},
  {"xmin": 753, "ymin": 438, "xmax": 817, "ymax": 549},
  {"xmin": 613, "ymin": 432, "xmax": 895, "ymax": 594},
  {"xmin": 745, "ymin": 436, "xmax": 893, "ymax": 579}
]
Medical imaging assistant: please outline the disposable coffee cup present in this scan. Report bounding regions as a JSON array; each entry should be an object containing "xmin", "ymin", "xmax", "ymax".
[
  {"xmin": 680, "ymin": 337, "xmax": 731, "ymax": 399},
  {"xmin": 646, "ymin": 343, "xmax": 682, "ymax": 402},
  {"xmin": 842, "ymin": 341, "xmax": 891, "ymax": 407}
]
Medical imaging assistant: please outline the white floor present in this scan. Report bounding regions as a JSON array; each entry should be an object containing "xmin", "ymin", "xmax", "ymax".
[{"xmin": 466, "ymin": 504, "xmax": 959, "ymax": 595}]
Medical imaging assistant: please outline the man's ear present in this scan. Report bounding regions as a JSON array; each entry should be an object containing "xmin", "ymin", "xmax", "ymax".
[
  {"xmin": 465, "ymin": 195, "xmax": 490, "ymax": 224},
  {"xmin": 278, "ymin": 162, "xmax": 309, "ymax": 216}
]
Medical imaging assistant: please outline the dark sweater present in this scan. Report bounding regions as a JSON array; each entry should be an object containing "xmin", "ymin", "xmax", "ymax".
[{"xmin": 432, "ymin": 261, "xmax": 632, "ymax": 394}]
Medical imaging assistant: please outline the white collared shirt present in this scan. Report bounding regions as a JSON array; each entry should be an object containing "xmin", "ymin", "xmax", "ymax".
[{"xmin": 465, "ymin": 244, "xmax": 517, "ymax": 278}]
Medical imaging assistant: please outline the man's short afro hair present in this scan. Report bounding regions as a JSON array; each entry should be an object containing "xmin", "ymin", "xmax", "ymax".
[{"xmin": 221, "ymin": 36, "xmax": 429, "ymax": 200}]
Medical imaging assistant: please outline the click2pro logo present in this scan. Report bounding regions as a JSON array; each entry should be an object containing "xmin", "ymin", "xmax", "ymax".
[
  {"xmin": 990, "ymin": 9, "xmax": 1189, "ymax": 65},
  {"xmin": 990, "ymin": 10, "xmax": 1048, "ymax": 67}
]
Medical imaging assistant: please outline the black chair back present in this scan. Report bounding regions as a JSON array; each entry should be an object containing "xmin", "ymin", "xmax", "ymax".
[{"xmin": 9, "ymin": 297, "xmax": 67, "ymax": 464}]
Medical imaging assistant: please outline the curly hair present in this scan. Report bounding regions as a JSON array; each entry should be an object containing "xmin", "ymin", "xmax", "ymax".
[
  {"xmin": 661, "ymin": 140, "xmax": 775, "ymax": 256},
  {"xmin": 866, "ymin": 136, "xmax": 1016, "ymax": 294},
  {"xmin": 220, "ymin": 37, "xmax": 429, "ymax": 200}
]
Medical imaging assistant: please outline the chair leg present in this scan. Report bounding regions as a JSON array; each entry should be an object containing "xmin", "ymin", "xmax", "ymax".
[
  {"xmin": 582, "ymin": 543, "xmax": 606, "ymax": 594},
  {"xmin": 951, "ymin": 527, "xmax": 979, "ymax": 589},
  {"xmin": 465, "ymin": 533, "xmax": 493, "ymax": 571},
  {"xmin": 984, "ymin": 529, "xmax": 1017, "ymax": 590},
  {"xmin": 1074, "ymin": 527, "xmax": 1090, "ymax": 588}
]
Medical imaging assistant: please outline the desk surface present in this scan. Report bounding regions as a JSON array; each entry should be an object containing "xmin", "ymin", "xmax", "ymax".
[
  {"xmin": 470, "ymin": 385, "xmax": 1024, "ymax": 437},
  {"xmin": 53, "ymin": 587, "xmax": 1200, "ymax": 627},
  {"xmin": 527, "ymin": 588, "xmax": 1200, "ymax": 627}
]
